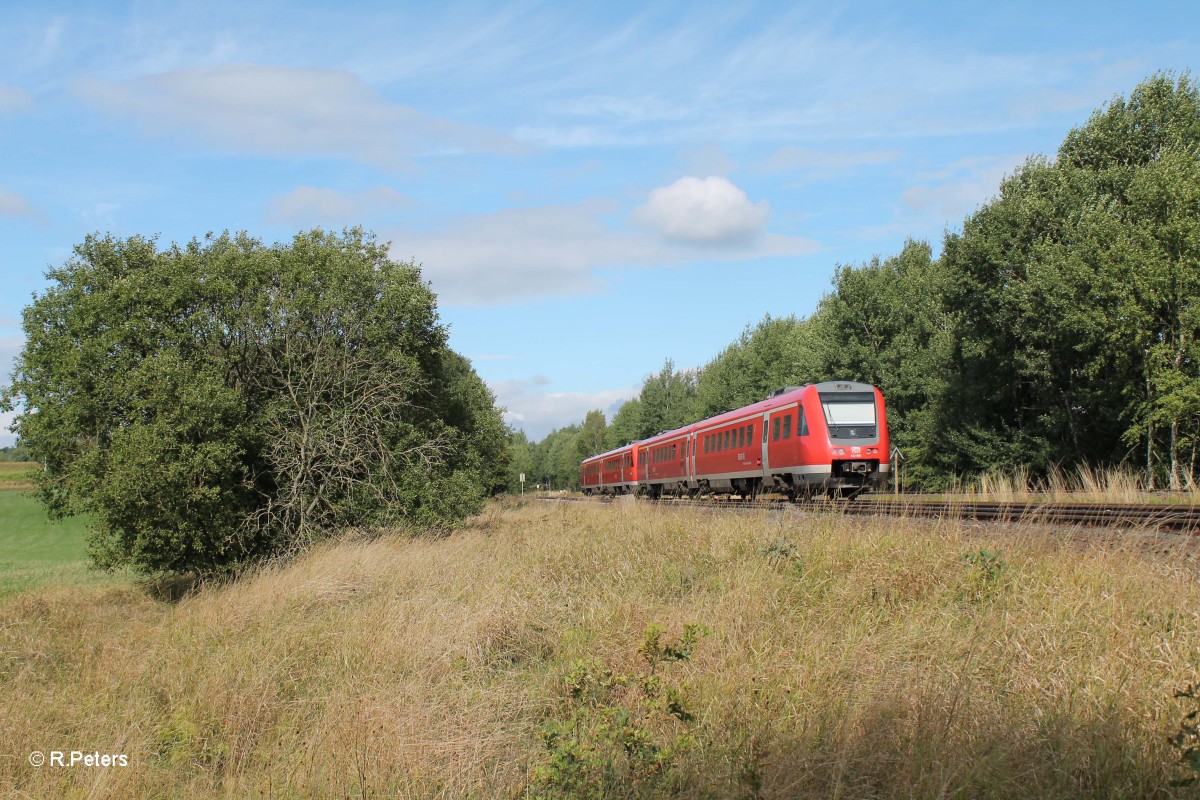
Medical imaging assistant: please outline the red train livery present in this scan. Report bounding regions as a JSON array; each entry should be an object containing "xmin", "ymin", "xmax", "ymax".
[{"xmin": 580, "ymin": 381, "xmax": 888, "ymax": 499}]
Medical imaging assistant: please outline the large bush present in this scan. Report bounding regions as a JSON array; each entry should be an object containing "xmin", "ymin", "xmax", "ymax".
[{"xmin": 4, "ymin": 228, "xmax": 506, "ymax": 574}]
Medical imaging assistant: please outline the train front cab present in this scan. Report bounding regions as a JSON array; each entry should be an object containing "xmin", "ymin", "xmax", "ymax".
[{"xmin": 792, "ymin": 381, "xmax": 888, "ymax": 496}]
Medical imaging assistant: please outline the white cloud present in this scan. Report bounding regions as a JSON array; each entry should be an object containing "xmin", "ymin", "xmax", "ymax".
[
  {"xmin": 0, "ymin": 188, "xmax": 35, "ymax": 217},
  {"xmin": 385, "ymin": 196, "xmax": 817, "ymax": 306},
  {"xmin": 491, "ymin": 377, "xmax": 637, "ymax": 441},
  {"xmin": 267, "ymin": 186, "xmax": 410, "ymax": 224},
  {"xmin": 386, "ymin": 200, "xmax": 628, "ymax": 305},
  {"xmin": 76, "ymin": 64, "xmax": 523, "ymax": 167},
  {"xmin": 901, "ymin": 154, "xmax": 1028, "ymax": 222},
  {"xmin": 0, "ymin": 81, "xmax": 32, "ymax": 113},
  {"xmin": 632, "ymin": 176, "xmax": 770, "ymax": 245}
]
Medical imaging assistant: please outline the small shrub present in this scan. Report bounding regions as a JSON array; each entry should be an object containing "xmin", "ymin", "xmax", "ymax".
[
  {"xmin": 759, "ymin": 536, "xmax": 800, "ymax": 569},
  {"xmin": 958, "ymin": 548, "xmax": 1009, "ymax": 603},
  {"xmin": 530, "ymin": 624, "xmax": 711, "ymax": 799},
  {"xmin": 1170, "ymin": 683, "xmax": 1200, "ymax": 786}
]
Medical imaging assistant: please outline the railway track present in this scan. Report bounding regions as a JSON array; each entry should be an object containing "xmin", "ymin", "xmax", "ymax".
[
  {"xmin": 847, "ymin": 498, "xmax": 1200, "ymax": 533},
  {"xmin": 577, "ymin": 494, "xmax": 1200, "ymax": 533}
]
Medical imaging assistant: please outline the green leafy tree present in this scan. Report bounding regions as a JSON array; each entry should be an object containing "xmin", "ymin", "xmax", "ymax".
[
  {"xmin": 811, "ymin": 240, "xmax": 954, "ymax": 485},
  {"xmin": 940, "ymin": 72, "xmax": 1200, "ymax": 483},
  {"xmin": 579, "ymin": 409, "xmax": 608, "ymax": 458},
  {"xmin": 533, "ymin": 426, "xmax": 583, "ymax": 490},
  {"xmin": 505, "ymin": 429, "xmax": 536, "ymax": 494},
  {"xmin": 4, "ymin": 228, "xmax": 501, "ymax": 574},
  {"xmin": 693, "ymin": 314, "xmax": 819, "ymax": 418},
  {"xmin": 604, "ymin": 398, "xmax": 643, "ymax": 450},
  {"xmin": 636, "ymin": 359, "xmax": 698, "ymax": 438}
]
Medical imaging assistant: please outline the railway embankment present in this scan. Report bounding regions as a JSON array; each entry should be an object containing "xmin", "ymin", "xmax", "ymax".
[{"xmin": 3, "ymin": 498, "xmax": 1200, "ymax": 798}]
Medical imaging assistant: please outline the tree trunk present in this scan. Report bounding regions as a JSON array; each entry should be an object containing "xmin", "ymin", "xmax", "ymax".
[{"xmin": 1170, "ymin": 419, "xmax": 1180, "ymax": 490}]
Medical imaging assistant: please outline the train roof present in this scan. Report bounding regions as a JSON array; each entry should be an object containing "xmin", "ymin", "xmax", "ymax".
[
  {"xmin": 581, "ymin": 442, "xmax": 638, "ymax": 465},
  {"xmin": 689, "ymin": 384, "xmax": 812, "ymax": 431},
  {"xmin": 629, "ymin": 381, "xmax": 881, "ymax": 446}
]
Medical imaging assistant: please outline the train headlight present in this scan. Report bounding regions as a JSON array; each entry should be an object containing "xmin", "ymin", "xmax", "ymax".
[{"xmin": 832, "ymin": 448, "xmax": 845, "ymax": 456}]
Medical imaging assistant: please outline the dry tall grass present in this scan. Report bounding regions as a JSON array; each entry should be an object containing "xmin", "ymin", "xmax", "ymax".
[
  {"xmin": 948, "ymin": 464, "xmax": 1200, "ymax": 504},
  {"xmin": 3, "ymin": 499, "xmax": 1200, "ymax": 798}
]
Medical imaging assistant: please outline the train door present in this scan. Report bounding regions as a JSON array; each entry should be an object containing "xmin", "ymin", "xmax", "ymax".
[
  {"xmin": 766, "ymin": 406, "xmax": 800, "ymax": 470},
  {"xmin": 691, "ymin": 434, "xmax": 700, "ymax": 484},
  {"xmin": 760, "ymin": 411, "xmax": 771, "ymax": 472}
]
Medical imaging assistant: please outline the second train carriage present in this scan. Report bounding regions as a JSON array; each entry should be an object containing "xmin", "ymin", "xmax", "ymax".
[{"xmin": 580, "ymin": 442, "xmax": 640, "ymax": 495}]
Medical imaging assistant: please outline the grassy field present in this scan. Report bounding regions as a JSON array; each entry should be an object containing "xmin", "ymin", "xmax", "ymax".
[
  {"xmin": 2, "ymin": 498, "xmax": 1200, "ymax": 798},
  {"xmin": 0, "ymin": 490, "xmax": 124, "ymax": 597},
  {"xmin": 0, "ymin": 461, "xmax": 36, "ymax": 490}
]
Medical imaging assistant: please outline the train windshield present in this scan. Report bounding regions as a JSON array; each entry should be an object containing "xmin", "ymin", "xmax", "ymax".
[{"xmin": 819, "ymin": 391, "xmax": 877, "ymax": 438}]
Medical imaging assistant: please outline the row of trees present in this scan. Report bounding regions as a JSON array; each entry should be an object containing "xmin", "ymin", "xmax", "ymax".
[
  {"xmin": 520, "ymin": 73, "xmax": 1200, "ymax": 491},
  {"xmin": 5, "ymin": 229, "xmax": 508, "ymax": 574}
]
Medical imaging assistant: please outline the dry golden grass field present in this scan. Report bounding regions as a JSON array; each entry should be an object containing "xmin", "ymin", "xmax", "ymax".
[
  {"xmin": 0, "ymin": 461, "xmax": 36, "ymax": 491},
  {"xmin": 3, "ymin": 498, "xmax": 1200, "ymax": 798}
]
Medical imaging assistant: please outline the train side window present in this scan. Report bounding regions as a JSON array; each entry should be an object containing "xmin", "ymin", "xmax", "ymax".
[
  {"xmin": 772, "ymin": 417, "xmax": 781, "ymax": 441},
  {"xmin": 783, "ymin": 414, "xmax": 792, "ymax": 440},
  {"xmin": 748, "ymin": 423, "xmax": 754, "ymax": 444},
  {"xmin": 799, "ymin": 407, "xmax": 808, "ymax": 436},
  {"xmin": 762, "ymin": 424, "xmax": 767, "ymax": 443},
  {"xmin": 723, "ymin": 430, "xmax": 729, "ymax": 450},
  {"xmin": 738, "ymin": 426, "xmax": 745, "ymax": 448}
]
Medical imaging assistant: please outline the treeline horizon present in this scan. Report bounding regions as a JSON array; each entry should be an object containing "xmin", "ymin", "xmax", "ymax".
[{"xmin": 508, "ymin": 72, "xmax": 1200, "ymax": 493}]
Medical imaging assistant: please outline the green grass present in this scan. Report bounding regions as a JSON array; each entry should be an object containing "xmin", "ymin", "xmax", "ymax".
[{"xmin": 0, "ymin": 490, "xmax": 126, "ymax": 596}]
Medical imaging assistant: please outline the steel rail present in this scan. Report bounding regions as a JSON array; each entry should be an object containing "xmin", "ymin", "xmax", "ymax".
[{"xmin": 574, "ymin": 494, "xmax": 1200, "ymax": 533}]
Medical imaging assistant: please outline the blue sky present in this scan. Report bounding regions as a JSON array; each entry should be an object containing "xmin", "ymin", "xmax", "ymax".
[{"xmin": 1, "ymin": 1, "xmax": 1196, "ymax": 445}]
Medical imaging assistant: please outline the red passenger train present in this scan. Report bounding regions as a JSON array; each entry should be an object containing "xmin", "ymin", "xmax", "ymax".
[{"xmin": 580, "ymin": 381, "xmax": 888, "ymax": 499}]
